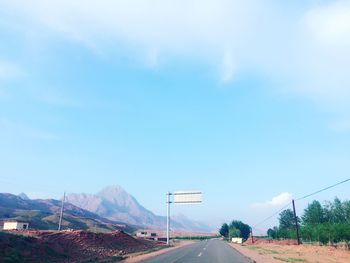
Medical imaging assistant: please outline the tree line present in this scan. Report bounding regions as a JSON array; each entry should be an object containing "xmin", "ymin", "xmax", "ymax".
[
  {"xmin": 267, "ymin": 197, "xmax": 350, "ymax": 244},
  {"xmin": 219, "ymin": 220, "xmax": 251, "ymax": 240}
]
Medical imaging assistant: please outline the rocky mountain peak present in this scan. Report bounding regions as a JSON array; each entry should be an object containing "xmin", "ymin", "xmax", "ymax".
[
  {"xmin": 18, "ymin": 192, "xmax": 30, "ymax": 200},
  {"xmin": 66, "ymin": 185, "xmax": 211, "ymax": 232}
]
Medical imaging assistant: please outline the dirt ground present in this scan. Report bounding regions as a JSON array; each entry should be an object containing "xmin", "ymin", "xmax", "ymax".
[
  {"xmin": 1, "ymin": 230, "xmax": 162, "ymax": 262},
  {"xmin": 231, "ymin": 243, "xmax": 350, "ymax": 263}
]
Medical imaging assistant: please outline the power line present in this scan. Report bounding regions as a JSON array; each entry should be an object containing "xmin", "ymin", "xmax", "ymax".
[
  {"xmin": 296, "ymin": 178, "xmax": 350, "ymax": 201},
  {"xmin": 253, "ymin": 202, "xmax": 291, "ymax": 228},
  {"xmin": 252, "ymin": 177, "xmax": 350, "ymax": 229}
]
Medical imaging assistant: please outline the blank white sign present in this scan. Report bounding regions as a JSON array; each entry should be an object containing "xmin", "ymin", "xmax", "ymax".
[{"xmin": 173, "ymin": 191, "xmax": 202, "ymax": 204}]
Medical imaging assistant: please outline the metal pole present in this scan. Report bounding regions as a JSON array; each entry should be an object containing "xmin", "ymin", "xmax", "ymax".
[
  {"xmin": 292, "ymin": 199, "xmax": 301, "ymax": 245},
  {"xmin": 250, "ymin": 228, "xmax": 254, "ymax": 244},
  {"xmin": 166, "ymin": 192, "xmax": 171, "ymax": 245},
  {"xmin": 58, "ymin": 192, "xmax": 65, "ymax": 231}
]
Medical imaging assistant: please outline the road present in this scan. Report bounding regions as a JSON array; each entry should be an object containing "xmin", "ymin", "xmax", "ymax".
[{"xmin": 141, "ymin": 239, "xmax": 252, "ymax": 263}]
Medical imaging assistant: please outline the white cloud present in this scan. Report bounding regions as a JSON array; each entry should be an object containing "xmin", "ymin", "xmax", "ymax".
[
  {"xmin": 220, "ymin": 50, "xmax": 236, "ymax": 83},
  {"xmin": 252, "ymin": 192, "xmax": 293, "ymax": 209},
  {"xmin": 1, "ymin": 0, "xmax": 350, "ymax": 115},
  {"xmin": 304, "ymin": 1, "xmax": 350, "ymax": 47}
]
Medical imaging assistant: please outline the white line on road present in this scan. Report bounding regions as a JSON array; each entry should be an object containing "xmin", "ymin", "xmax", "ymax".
[{"xmin": 198, "ymin": 252, "xmax": 202, "ymax": 257}]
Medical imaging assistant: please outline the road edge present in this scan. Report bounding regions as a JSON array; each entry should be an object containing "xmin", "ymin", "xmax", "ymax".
[{"xmin": 227, "ymin": 243, "xmax": 257, "ymax": 263}]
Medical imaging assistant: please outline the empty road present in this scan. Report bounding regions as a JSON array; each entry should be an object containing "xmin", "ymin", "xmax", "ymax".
[{"xmin": 141, "ymin": 239, "xmax": 252, "ymax": 263}]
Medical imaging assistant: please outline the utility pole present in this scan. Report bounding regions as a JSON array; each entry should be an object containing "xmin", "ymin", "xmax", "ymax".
[
  {"xmin": 166, "ymin": 192, "xmax": 171, "ymax": 245},
  {"xmin": 292, "ymin": 199, "xmax": 301, "ymax": 245},
  {"xmin": 250, "ymin": 228, "xmax": 254, "ymax": 244},
  {"xmin": 58, "ymin": 192, "xmax": 66, "ymax": 231}
]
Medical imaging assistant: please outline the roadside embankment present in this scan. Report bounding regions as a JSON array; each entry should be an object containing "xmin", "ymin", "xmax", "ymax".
[
  {"xmin": 0, "ymin": 230, "xmax": 161, "ymax": 262},
  {"xmin": 230, "ymin": 242, "xmax": 350, "ymax": 263}
]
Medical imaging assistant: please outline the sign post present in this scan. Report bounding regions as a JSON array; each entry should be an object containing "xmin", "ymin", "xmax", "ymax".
[
  {"xmin": 166, "ymin": 191, "xmax": 202, "ymax": 245},
  {"xmin": 166, "ymin": 192, "xmax": 171, "ymax": 245}
]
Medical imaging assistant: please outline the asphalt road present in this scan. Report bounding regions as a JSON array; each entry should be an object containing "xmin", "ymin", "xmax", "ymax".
[{"xmin": 141, "ymin": 239, "xmax": 252, "ymax": 263}]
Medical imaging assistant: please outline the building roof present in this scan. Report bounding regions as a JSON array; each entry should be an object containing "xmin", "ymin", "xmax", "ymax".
[{"xmin": 3, "ymin": 220, "xmax": 29, "ymax": 223}]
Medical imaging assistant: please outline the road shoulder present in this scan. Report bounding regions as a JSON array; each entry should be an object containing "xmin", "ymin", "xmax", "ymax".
[{"xmin": 229, "ymin": 243, "xmax": 350, "ymax": 263}]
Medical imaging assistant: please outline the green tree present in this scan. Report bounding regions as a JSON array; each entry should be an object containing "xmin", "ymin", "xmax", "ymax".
[
  {"xmin": 229, "ymin": 220, "xmax": 251, "ymax": 240},
  {"xmin": 279, "ymin": 209, "xmax": 296, "ymax": 230},
  {"xmin": 278, "ymin": 209, "xmax": 300, "ymax": 239},
  {"xmin": 229, "ymin": 226, "xmax": 241, "ymax": 239},
  {"xmin": 344, "ymin": 200, "xmax": 350, "ymax": 222},
  {"xmin": 219, "ymin": 223, "xmax": 229, "ymax": 238},
  {"xmin": 302, "ymin": 200, "xmax": 325, "ymax": 225},
  {"xmin": 267, "ymin": 228, "xmax": 276, "ymax": 239}
]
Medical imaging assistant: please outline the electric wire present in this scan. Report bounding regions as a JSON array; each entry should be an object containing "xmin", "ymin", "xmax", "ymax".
[
  {"xmin": 253, "ymin": 202, "xmax": 291, "ymax": 228},
  {"xmin": 252, "ymin": 178, "xmax": 350, "ymax": 229},
  {"xmin": 296, "ymin": 178, "xmax": 350, "ymax": 201}
]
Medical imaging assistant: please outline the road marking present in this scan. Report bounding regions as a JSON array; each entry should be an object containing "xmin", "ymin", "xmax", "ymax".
[{"xmin": 198, "ymin": 252, "xmax": 202, "ymax": 257}]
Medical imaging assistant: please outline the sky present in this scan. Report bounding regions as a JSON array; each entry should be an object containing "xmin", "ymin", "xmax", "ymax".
[{"xmin": 0, "ymin": 0, "xmax": 350, "ymax": 232}]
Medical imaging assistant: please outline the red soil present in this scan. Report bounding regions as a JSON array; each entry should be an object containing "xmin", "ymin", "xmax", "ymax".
[
  {"xmin": 244, "ymin": 237, "xmax": 299, "ymax": 246},
  {"xmin": 2, "ymin": 230, "xmax": 162, "ymax": 262}
]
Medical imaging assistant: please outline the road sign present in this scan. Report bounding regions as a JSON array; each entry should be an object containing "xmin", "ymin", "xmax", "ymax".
[
  {"xmin": 165, "ymin": 191, "xmax": 203, "ymax": 245},
  {"xmin": 173, "ymin": 191, "xmax": 202, "ymax": 204}
]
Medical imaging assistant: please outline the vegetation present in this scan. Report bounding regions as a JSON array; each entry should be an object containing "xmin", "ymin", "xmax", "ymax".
[
  {"xmin": 219, "ymin": 220, "xmax": 251, "ymax": 240},
  {"xmin": 267, "ymin": 198, "xmax": 350, "ymax": 244}
]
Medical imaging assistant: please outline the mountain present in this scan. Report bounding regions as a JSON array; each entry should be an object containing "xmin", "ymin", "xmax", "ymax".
[
  {"xmin": 18, "ymin": 193, "xmax": 30, "ymax": 200},
  {"xmin": 66, "ymin": 185, "xmax": 212, "ymax": 232},
  {"xmin": 0, "ymin": 193, "xmax": 135, "ymax": 233},
  {"xmin": 171, "ymin": 213, "xmax": 213, "ymax": 233}
]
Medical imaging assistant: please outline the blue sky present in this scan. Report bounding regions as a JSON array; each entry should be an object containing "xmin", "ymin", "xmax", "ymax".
[{"xmin": 1, "ymin": 0, "xmax": 350, "ymax": 231}]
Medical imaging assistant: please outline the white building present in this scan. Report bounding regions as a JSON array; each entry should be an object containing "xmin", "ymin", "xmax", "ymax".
[
  {"xmin": 231, "ymin": 237, "xmax": 243, "ymax": 244},
  {"xmin": 135, "ymin": 231, "xmax": 158, "ymax": 240},
  {"xmin": 3, "ymin": 221, "xmax": 29, "ymax": 230}
]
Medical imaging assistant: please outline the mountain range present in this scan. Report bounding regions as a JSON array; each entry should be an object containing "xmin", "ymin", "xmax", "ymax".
[
  {"xmin": 66, "ymin": 185, "xmax": 211, "ymax": 232},
  {"xmin": 0, "ymin": 185, "xmax": 211, "ymax": 233},
  {"xmin": 0, "ymin": 192, "xmax": 134, "ymax": 233}
]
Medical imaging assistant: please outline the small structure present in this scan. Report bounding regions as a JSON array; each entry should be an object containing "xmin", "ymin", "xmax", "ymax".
[
  {"xmin": 3, "ymin": 221, "xmax": 29, "ymax": 230},
  {"xmin": 135, "ymin": 231, "xmax": 158, "ymax": 241},
  {"xmin": 231, "ymin": 237, "xmax": 243, "ymax": 244},
  {"xmin": 136, "ymin": 231, "xmax": 148, "ymax": 237}
]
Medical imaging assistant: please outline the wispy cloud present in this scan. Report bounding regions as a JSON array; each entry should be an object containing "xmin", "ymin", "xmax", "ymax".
[
  {"xmin": 0, "ymin": 119, "xmax": 59, "ymax": 141},
  {"xmin": 252, "ymin": 192, "xmax": 293, "ymax": 209},
  {"xmin": 1, "ymin": 0, "xmax": 350, "ymax": 114},
  {"xmin": 220, "ymin": 50, "xmax": 236, "ymax": 83},
  {"xmin": 0, "ymin": 60, "xmax": 22, "ymax": 79},
  {"xmin": 28, "ymin": 86, "xmax": 79, "ymax": 108},
  {"xmin": 329, "ymin": 119, "xmax": 350, "ymax": 133}
]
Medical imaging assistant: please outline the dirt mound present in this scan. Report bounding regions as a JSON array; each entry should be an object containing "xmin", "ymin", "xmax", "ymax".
[
  {"xmin": 1, "ymin": 230, "xmax": 160, "ymax": 262},
  {"xmin": 38, "ymin": 230, "xmax": 154, "ymax": 257},
  {"xmin": 244, "ymin": 237, "xmax": 298, "ymax": 246}
]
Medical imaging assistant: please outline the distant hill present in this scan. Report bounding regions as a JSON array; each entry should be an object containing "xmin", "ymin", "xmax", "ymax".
[
  {"xmin": 0, "ymin": 193, "xmax": 135, "ymax": 233},
  {"xmin": 66, "ymin": 185, "xmax": 212, "ymax": 232},
  {"xmin": 18, "ymin": 193, "xmax": 30, "ymax": 200}
]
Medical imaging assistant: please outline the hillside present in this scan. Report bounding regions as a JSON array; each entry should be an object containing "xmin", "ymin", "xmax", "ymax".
[{"xmin": 0, "ymin": 193, "xmax": 135, "ymax": 233}]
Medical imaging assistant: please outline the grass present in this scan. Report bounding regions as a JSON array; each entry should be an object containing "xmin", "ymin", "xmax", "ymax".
[
  {"xmin": 273, "ymin": 256, "xmax": 307, "ymax": 262},
  {"xmin": 246, "ymin": 246, "xmax": 280, "ymax": 255}
]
